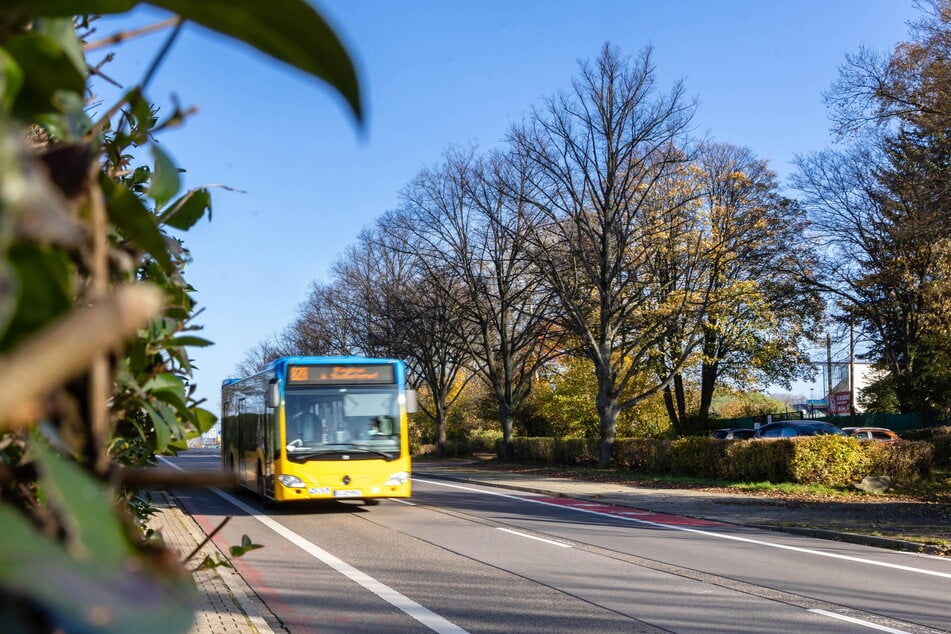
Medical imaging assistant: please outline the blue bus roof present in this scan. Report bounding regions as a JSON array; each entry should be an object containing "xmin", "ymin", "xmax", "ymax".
[
  {"xmin": 224, "ymin": 356, "xmax": 407, "ymax": 383},
  {"xmin": 264, "ymin": 355, "xmax": 402, "ymax": 370}
]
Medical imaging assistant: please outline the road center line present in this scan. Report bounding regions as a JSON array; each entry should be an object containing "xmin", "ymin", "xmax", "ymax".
[
  {"xmin": 496, "ymin": 527, "xmax": 572, "ymax": 548},
  {"xmin": 414, "ymin": 478, "xmax": 951, "ymax": 580},
  {"xmin": 808, "ymin": 609, "xmax": 911, "ymax": 633}
]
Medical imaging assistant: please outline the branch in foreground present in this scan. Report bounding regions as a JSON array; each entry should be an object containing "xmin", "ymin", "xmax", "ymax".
[{"xmin": 0, "ymin": 283, "xmax": 164, "ymax": 431}]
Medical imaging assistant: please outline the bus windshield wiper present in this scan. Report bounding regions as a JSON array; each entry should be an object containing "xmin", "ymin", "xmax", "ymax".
[{"xmin": 291, "ymin": 446, "xmax": 395, "ymax": 460}]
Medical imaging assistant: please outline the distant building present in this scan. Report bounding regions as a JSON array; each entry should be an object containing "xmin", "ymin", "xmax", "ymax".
[
  {"xmin": 792, "ymin": 398, "xmax": 827, "ymax": 419},
  {"xmin": 828, "ymin": 360, "xmax": 878, "ymax": 415},
  {"xmin": 787, "ymin": 360, "xmax": 879, "ymax": 418},
  {"xmin": 198, "ymin": 423, "xmax": 221, "ymax": 447}
]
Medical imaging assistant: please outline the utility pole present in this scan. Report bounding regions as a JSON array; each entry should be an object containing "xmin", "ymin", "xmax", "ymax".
[
  {"xmin": 849, "ymin": 315, "xmax": 855, "ymax": 417},
  {"xmin": 826, "ymin": 333, "xmax": 833, "ymax": 416}
]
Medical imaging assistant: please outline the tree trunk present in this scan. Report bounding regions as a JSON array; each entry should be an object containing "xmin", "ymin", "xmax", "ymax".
[
  {"xmin": 674, "ymin": 374, "xmax": 688, "ymax": 427},
  {"xmin": 595, "ymin": 382, "xmax": 620, "ymax": 468},
  {"xmin": 663, "ymin": 384, "xmax": 682, "ymax": 435},
  {"xmin": 435, "ymin": 399, "xmax": 448, "ymax": 457},
  {"xmin": 500, "ymin": 402, "xmax": 514, "ymax": 461},
  {"xmin": 698, "ymin": 360, "xmax": 718, "ymax": 423}
]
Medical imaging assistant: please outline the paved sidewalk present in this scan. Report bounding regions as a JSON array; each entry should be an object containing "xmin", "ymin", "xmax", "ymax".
[{"xmin": 149, "ymin": 491, "xmax": 274, "ymax": 634}]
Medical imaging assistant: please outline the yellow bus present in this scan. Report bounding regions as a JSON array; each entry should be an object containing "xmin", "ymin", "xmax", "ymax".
[{"xmin": 221, "ymin": 356, "xmax": 415, "ymax": 504}]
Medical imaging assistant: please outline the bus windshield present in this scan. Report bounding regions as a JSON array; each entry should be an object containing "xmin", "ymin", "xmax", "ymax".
[{"xmin": 284, "ymin": 386, "xmax": 401, "ymax": 460}]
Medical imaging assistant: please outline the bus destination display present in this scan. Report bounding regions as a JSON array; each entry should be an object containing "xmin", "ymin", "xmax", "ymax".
[{"xmin": 288, "ymin": 364, "xmax": 395, "ymax": 385}]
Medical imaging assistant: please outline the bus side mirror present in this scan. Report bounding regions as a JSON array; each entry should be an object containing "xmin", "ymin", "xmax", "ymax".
[
  {"xmin": 405, "ymin": 389, "xmax": 418, "ymax": 415},
  {"xmin": 266, "ymin": 380, "xmax": 280, "ymax": 409}
]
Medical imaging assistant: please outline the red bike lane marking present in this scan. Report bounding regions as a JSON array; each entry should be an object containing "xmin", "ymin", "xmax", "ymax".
[{"xmin": 531, "ymin": 496, "xmax": 723, "ymax": 526}]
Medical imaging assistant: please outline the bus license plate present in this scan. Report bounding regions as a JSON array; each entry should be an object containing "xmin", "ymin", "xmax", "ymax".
[{"xmin": 334, "ymin": 489, "xmax": 362, "ymax": 498}]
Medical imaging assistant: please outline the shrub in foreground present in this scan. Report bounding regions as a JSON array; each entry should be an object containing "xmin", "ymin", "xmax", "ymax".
[
  {"xmin": 614, "ymin": 438, "xmax": 672, "ymax": 474},
  {"xmin": 788, "ymin": 435, "xmax": 868, "ymax": 486},
  {"xmin": 863, "ymin": 440, "xmax": 933, "ymax": 482},
  {"xmin": 718, "ymin": 438, "xmax": 794, "ymax": 483},
  {"xmin": 668, "ymin": 437, "xmax": 724, "ymax": 478}
]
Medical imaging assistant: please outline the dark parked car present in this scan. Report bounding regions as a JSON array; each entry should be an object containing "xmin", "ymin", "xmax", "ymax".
[
  {"xmin": 754, "ymin": 421, "xmax": 848, "ymax": 438},
  {"xmin": 712, "ymin": 428, "xmax": 756, "ymax": 440}
]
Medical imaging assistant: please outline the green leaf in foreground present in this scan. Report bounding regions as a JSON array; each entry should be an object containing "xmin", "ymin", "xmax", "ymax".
[
  {"xmin": 0, "ymin": 444, "xmax": 195, "ymax": 633},
  {"xmin": 147, "ymin": 144, "xmax": 181, "ymax": 208},
  {"xmin": 151, "ymin": 0, "xmax": 362, "ymax": 121},
  {"xmin": 3, "ymin": 32, "xmax": 85, "ymax": 117},
  {"xmin": 1, "ymin": 1, "xmax": 362, "ymax": 120},
  {"xmin": 105, "ymin": 183, "xmax": 174, "ymax": 273},
  {"xmin": 162, "ymin": 188, "xmax": 212, "ymax": 231}
]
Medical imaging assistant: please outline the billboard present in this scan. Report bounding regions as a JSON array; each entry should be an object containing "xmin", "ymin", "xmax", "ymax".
[{"xmin": 828, "ymin": 391, "xmax": 852, "ymax": 416}]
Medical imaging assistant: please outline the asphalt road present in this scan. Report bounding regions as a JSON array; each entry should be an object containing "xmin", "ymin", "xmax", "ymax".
[{"xmin": 165, "ymin": 449, "xmax": 951, "ymax": 633}]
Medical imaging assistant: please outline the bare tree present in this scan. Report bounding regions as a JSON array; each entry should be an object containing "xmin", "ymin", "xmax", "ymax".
[
  {"xmin": 284, "ymin": 280, "xmax": 358, "ymax": 356},
  {"xmin": 794, "ymin": 0, "xmax": 951, "ymax": 414},
  {"xmin": 233, "ymin": 336, "xmax": 287, "ymax": 377},
  {"xmin": 285, "ymin": 221, "xmax": 423, "ymax": 359},
  {"xmin": 399, "ymin": 147, "xmax": 563, "ymax": 458},
  {"xmin": 825, "ymin": 0, "xmax": 951, "ymax": 137},
  {"xmin": 511, "ymin": 43, "xmax": 713, "ymax": 466},
  {"xmin": 355, "ymin": 214, "xmax": 478, "ymax": 454},
  {"xmin": 394, "ymin": 271, "xmax": 477, "ymax": 453}
]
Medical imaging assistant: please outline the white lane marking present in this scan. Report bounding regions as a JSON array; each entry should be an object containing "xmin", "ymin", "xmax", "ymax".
[
  {"xmin": 160, "ymin": 459, "xmax": 468, "ymax": 634},
  {"xmin": 389, "ymin": 498, "xmax": 416, "ymax": 506},
  {"xmin": 808, "ymin": 609, "xmax": 911, "ymax": 633},
  {"xmin": 414, "ymin": 478, "xmax": 951, "ymax": 580},
  {"xmin": 210, "ymin": 488, "xmax": 468, "ymax": 634},
  {"xmin": 495, "ymin": 527, "xmax": 572, "ymax": 548}
]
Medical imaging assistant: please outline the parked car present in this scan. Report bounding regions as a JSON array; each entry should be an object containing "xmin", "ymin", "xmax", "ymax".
[
  {"xmin": 712, "ymin": 428, "xmax": 756, "ymax": 440},
  {"xmin": 842, "ymin": 427, "xmax": 900, "ymax": 441},
  {"xmin": 754, "ymin": 421, "xmax": 848, "ymax": 438}
]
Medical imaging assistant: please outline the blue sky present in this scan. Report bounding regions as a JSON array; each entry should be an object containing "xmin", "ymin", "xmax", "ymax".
[{"xmin": 94, "ymin": 1, "xmax": 920, "ymax": 414}]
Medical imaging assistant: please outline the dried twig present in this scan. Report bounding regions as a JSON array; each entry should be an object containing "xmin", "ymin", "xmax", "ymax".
[
  {"xmin": 116, "ymin": 467, "xmax": 238, "ymax": 490},
  {"xmin": 84, "ymin": 17, "xmax": 182, "ymax": 52},
  {"xmin": 87, "ymin": 160, "xmax": 111, "ymax": 474},
  {"xmin": 185, "ymin": 516, "xmax": 231, "ymax": 564},
  {"xmin": 0, "ymin": 284, "xmax": 164, "ymax": 432}
]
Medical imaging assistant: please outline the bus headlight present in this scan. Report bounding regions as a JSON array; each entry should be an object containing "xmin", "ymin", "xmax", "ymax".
[
  {"xmin": 278, "ymin": 474, "xmax": 306, "ymax": 488},
  {"xmin": 384, "ymin": 471, "xmax": 409, "ymax": 486}
]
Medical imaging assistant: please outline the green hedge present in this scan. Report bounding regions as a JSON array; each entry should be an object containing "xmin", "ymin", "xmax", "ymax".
[
  {"xmin": 509, "ymin": 437, "xmax": 599, "ymax": 464},
  {"xmin": 863, "ymin": 439, "xmax": 934, "ymax": 481},
  {"xmin": 614, "ymin": 438, "xmax": 672, "ymax": 474},
  {"xmin": 719, "ymin": 438, "xmax": 794, "ymax": 482},
  {"xmin": 932, "ymin": 434, "xmax": 951, "ymax": 466},
  {"xmin": 787, "ymin": 435, "xmax": 869, "ymax": 486},
  {"xmin": 498, "ymin": 435, "xmax": 933, "ymax": 485},
  {"xmin": 669, "ymin": 437, "xmax": 725, "ymax": 478}
]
